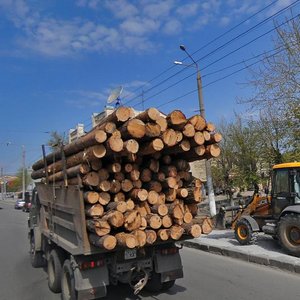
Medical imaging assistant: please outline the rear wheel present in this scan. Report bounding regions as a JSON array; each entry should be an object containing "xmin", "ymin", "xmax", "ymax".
[
  {"xmin": 48, "ymin": 249, "xmax": 65, "ymax": 293},
  {"xmin": 145, "ymin": 272, "xmax": 175, "ymax": 292},
  {"xmin": 235, "ymin": 219, "xmax": 257, "ymax": 245},
  {"xmin": 278, "ymin": 214, "xmax": 300, "ymax": 257},
  {"xmin": 61, "ymin": 260, "xmax": 77, "ymax": 300},
  {"xmin": 30, "ymin": 235, "xmax": 46, "ymax": 268}
]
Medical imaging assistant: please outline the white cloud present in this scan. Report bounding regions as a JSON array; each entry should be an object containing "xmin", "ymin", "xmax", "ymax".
[
  {"xmin": 163, "ymin": 19, "xmax": 182, "ymax": 35},
  {"xmin": 176, "ymin": 3, "xmax": 200, "ymax": 18},
  {"xmin": 219, "ymin": 16, "xmax": 230, "ymax": 26},
  {"xmin": 0, "ymin": 0, "xmax": 276, "ymax": 57},
  {"xmin": 120, "ymin": 17, "xmax": 159, "ymax": 35},
  {"xmin": 104, "ymin": 0, "xmax": 138, "ymax": 19},
  {"xmin": 143, "ymin": 0, "xmax": 174, "ymax": 19}
]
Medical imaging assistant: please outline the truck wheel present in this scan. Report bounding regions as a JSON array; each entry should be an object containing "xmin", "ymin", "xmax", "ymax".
[
  {"xmin": 48, "ymin": 249, "xmax": 64, "ymax": 293},
  {"xmin": 61, "ymin": 260, "xmax": 77, "ymax": 300},
  {"xmin": 278, "ymin": 214, "xmax": 300, "ymax": 257},
  {"xmin": 162, "ymin": 280, "xmax": 176, "ymax": 290},
  {"xmin": 235, "ymin": 219, "xmax": 257, "ymax": 245},
  {"xmin": 145, "ymin": 272, "xmax": 175, "ymax": 292},
  {"xmin": 145, "ymin": 272, "xmax": 163, "ymax": 292},
  {"xmin": 30, "ymin": 235, "xmax": 46, "ymax": 268}
]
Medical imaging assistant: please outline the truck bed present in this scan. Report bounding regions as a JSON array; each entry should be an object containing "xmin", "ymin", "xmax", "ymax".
[{"xmin": 36, "ymin": 183, "xmax": 192, "ymax": 256}]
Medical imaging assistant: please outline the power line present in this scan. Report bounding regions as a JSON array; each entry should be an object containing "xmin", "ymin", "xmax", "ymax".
[
  {"xmin": 121, "ymin": 0, "xmax": 281, "ymax": 102},
  {"xmin": 156, "ymin": 39, "xmax": 292, "ymax": 109},
  {"xmin": 123, "ymin": 0, "xmax": 299, "ymax": 107},
  {"xmin": 132, "ymin": 13, "xmax": 300, "ymax": 109}
]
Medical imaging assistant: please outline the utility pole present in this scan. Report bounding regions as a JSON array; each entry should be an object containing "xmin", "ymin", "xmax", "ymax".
[
  {"xmin": 176, "ymin": 45, "xmax": 217, "ymax": 217},
  {"xmin": 22, "ymin": 145, "xmax": 26, "ymax": 200},
  {"xmin": 0, "ymin": 167, "xmax": 3, "ymax": 200}
]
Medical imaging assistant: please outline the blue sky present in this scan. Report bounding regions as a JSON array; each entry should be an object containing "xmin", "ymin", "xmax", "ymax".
[{"xmin": 0, "ymin": 0, "xmax": 297, "ymax": 175}]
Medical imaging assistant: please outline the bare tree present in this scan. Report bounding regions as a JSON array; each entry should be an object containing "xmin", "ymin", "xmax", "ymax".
[{"xmin": 239, "ymin": 17, "xmax": 300, "ymax": 159}]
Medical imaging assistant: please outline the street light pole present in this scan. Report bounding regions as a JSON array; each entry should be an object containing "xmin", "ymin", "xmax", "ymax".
[
  {"xmin": 22, "ymin": 145, "xmax": 26, "ymax": 200},
  {"xmin": 177, "ymin": 45, "xmax": 217, "ymax": 216}
]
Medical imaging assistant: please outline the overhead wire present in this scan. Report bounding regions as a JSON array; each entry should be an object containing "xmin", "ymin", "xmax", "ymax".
[
  {"xmin": 121, "ymin": 0, "xmax": 281, "ymax": 102},
  {"xmin": 132, "ymin": 13, "xmax": 300, "ymax": 109},
  {"xmin": 156, "ymin": 38, "xmax": 295, "ymax": 109},
  {"xmin": 123, "ymin": 0, "xmax": 300, "ymax": 107}
]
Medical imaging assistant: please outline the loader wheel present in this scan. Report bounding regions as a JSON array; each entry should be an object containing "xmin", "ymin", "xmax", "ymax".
[
  {"xmin": 235, "ymin": 219, "xmax": 257, "ymax": 245},
  {"xmin": 61, "ymin": 260, "xmax": 77, "ymax": 300},
  {"xmin": 48, "ymin": 249, "xmax": 65, "ymax": 293},
  {"xmin": 278, "ymin": 214, "xmax": 300, "ymax": 257},
  {"xmin": 30, "ymin": 235, "xmax": 46, "ymax": 268}
]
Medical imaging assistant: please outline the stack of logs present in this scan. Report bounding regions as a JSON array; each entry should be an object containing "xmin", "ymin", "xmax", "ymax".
[{"xmin": 32, "ymin": 107, "xmax": 220, "ymax": 251}]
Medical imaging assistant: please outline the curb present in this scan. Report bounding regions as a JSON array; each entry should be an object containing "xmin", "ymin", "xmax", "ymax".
[{"xmin": 182, "ymin": 241, "xmax": 300, "ymax": 275}]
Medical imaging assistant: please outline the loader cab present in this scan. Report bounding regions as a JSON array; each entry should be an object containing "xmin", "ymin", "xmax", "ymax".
[{"xmin": 271, "ymin": 163, "xmax": 300, "ymax": 218}]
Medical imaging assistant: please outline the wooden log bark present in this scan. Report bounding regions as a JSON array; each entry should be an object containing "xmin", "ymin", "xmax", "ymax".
[
  {"xmin": 115, "ymin": 233, "xmax": 137, "ymax": 249},
  {"xmin": 98, "ymin": 169, "xmax": 110, "ymax": 181},
  {"xmin": 135, "ymin": 108, "xmax": 161, "ymax": 122},
  {"xmin": 162, "ymin": 129, "xmax": 177, "ymax": 147},
  {"xmin": 161, "ymin": 215, "xmax": 172, "ymax": 228},
  {"xmin": 110, "ymin": 180, "xmax": 121, "ymax": 194},
  {"xmin": 145, "ymin": 123, "xmax": 161, "ymax": 138},
  {"xmin": 85, "ymin": 204, "xmax": 104, "ymax": 217},
  {"xmin": 106, "ymin": 201, "xmax": 127, "ymax": 213},
  {"xmin": 124, "ymin": 210, "xmax": 142, "ymax": 231},
  {"xmin": 147, "ymin": 190, "xmax": 159, "ymax": 205},
  {"xmin": 188, "ymin": 115, "xmax": 206, "ymax": 131},
  {"xmin": 82, "ymin": 172, "xmax": 100, "ymax": 187},
  {"xmin": 90, "ymin": 159, "xmax": 102, "ymax": 171},
  {"xmin": 106, "ymin": 136, "xmax": 124, "ymax": 153},
  {"xmin": 145, "ymin": 214, "xmax": 162, "ymax": 229},
  {"xmin": 98, "ymin": 180, "xmax": 111, "ymax": 192},
  {"xmin": 107, "ymin": 162, "xmax": 121, "ymax": 173},
  {"xmin": 166, "ymin": 110, "xmax": 187, "ymax": 128},
  {"xmin": 114, "ymin": 192, "xmax": 126, "ymax": 202},
  {"xmin": 86, "ymin": 219, "xmax": 110, "ymax": 236},
  {"xmin": 122, "ymin": 139, "xmax": 139, "ymax": 154},
  {"xmin": 182, "ymin": 123, "xmax": 195, "ymax": 137},
  {"xmin": 126, "ymin": 199, "xmax": 135, "ymax": 211},
  {"xmin": 98, "ymin": 192, "xmax": 111, "ymax": 205},
  {"xmin": 139, "ymin": 217, "xmax": 147, "ymax": 230},
  {"xmin": 121, "ymin": 179, "xmax": 133, "ymax": 192},
  {"xmin": 114, "ymin": 172, "xmax": 125, "ymax": 181},
  {"xmin": 133, "ymin": 229, "xmax": 147, "ymax": 247},
  {"xmin": 137, "ymin": 202, "xmax": 151, "ymax": 217},
  {"xmin": 84, "ymin": 191, "xmax": 99, "ymax": 204},
  {"xmin": 157, "ymin": 229, "xmax": 169, "ymax": 241},
  {"xmin": 102, "ymin": 211, "xmax": 124, "ymax": 228},
  {"xmin": 120, "ymin": 119, "xmax": 146, "ymax": 139},
  {"xmin": 170, "ymin": 225, "xmax": 184, "ymax": 240},
  {"xmin": 89, "ymin": 234, "xmax": 117, "ymax": 250},
  {"xmin": 155, "ymin": 116, "xmax": 168, "ymax": 132},
  {"xmin": 151, "ymin": 204, "xmax": 168, "ymax": 216},
  {"xmin": 139, "ymin": 138, "xmax": 164, "ymax": 156},
  {"xmin": 145, "ymin": 230, "xmax": 157, "ymax": 245},
  {"xmin": 140, "ymin": 168, "xmax": 152, "ymax": 182},
  {"xmin": 206, "ymin": 144, "xmax": 221, "ymax": 158},
  {"xmin": 182, "ymin": 223, "xmax": 201, "ymax": 238},
  {"xmin": 130, "ymin": 188, "xmax": 148, "ymax": 201},
  {"xmin": 129, "ymin": 169, "xmax": 140, "ymax": 181}
]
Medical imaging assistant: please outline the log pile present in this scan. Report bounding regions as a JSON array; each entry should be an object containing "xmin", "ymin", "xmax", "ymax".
[{"xmin": 32, "ymin": 107, "xmax": 220, "ymax": 251}]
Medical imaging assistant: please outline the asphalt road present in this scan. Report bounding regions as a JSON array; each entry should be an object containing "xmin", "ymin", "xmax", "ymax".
[{"xmin": 1, "ymin": 200, "xmax": 300, "ymax": 300}]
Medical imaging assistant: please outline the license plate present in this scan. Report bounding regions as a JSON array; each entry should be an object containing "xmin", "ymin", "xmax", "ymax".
[{"xmin": 124, "ymin": 249, "xmax": 136, "ymax": 260}]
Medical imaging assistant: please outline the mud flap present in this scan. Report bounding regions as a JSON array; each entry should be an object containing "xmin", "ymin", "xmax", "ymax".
[
  {"xmin": 154, "ymin": 252, "xmax": 183, "ymax": 282},
  {"xmin": 74, "ymin": 265, "xmax": 109, "ymax": 300}
]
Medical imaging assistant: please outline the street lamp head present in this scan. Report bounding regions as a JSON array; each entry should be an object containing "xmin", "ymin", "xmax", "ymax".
[{"xmin": 180, "ymin": 44, "xmax": 186, "ymax": 51}]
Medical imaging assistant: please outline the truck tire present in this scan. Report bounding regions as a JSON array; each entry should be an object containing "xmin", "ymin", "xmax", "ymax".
[
  {"xmin": 30, "ymin": 235, "xmax": 46, "ymax": 268},
  {"xmin": 48, "ymin": 249, "xmax": 65, "ymax": 293},
  {"xmin": 61, "ymin": 259, "xmax": 77, "ymax": 300},
  {"xmin": 278, "ymin": 214, "xmax": 300, "ymax": 257},
  {"xmin": 145, "ymin": 272, "xmax": 175, "ymax": 292},
  {"xmin": 235, "ymin": 218, "xmax": 257, "ymax": 245}
]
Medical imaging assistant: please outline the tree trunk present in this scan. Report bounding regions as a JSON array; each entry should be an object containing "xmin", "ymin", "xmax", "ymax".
[
  {"xmin": 115, "ymin": 233, "xmax": 137, "ymax": 249},
  {"xmin": 85, "ymin": 204, "xmax": 104, "ymax": 217},
  {"xmin": 89, "ymin": 234, "xmax": 117, "ymax": 250}
]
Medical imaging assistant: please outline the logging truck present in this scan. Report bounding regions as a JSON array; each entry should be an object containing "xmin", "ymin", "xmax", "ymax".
[{"xmin": 28, "ymin": 107, "xmax": 218, "ymax": 299}]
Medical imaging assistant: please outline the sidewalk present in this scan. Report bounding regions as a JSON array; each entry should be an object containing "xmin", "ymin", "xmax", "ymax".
[{"xmin": 183, "ymin": 230, "xmax": 300, "ymax": 274}]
